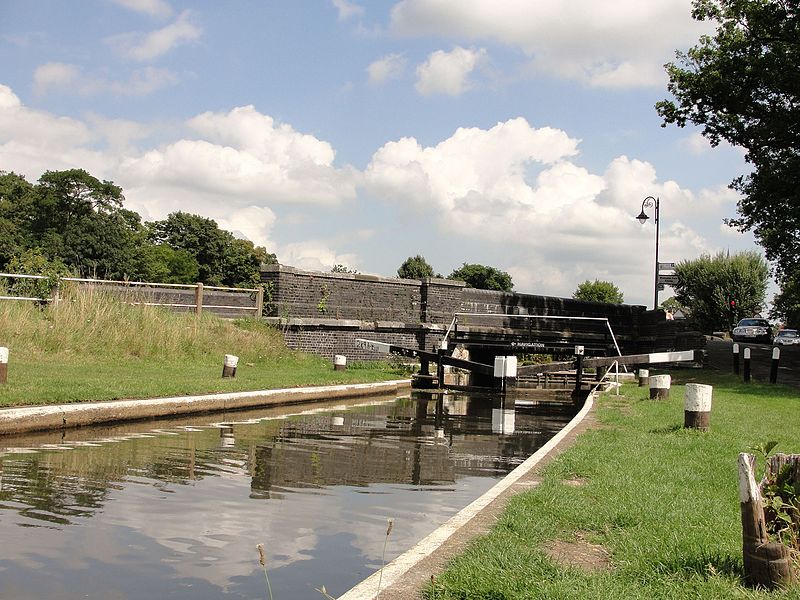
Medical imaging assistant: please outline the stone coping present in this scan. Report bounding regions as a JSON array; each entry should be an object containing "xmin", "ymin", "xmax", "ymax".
[{"xmin": 0, "ymin": 380, "xmax": 412, "ymax": 436}]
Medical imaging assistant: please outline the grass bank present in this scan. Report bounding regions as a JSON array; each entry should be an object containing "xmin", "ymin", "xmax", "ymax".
[
  {"xmin": 0, "ymin": 289, "xmax": 405, "ymax": 407},
  {"xmin": 428, "ymin": 370, "xmax": 800, "ymax": 599}
]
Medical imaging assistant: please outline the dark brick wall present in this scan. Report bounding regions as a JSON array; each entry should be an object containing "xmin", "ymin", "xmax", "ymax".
[
  {"xmin": 260, "ymin": 265, "xmax": 679, "ymax": 358},
  {"xmin": 261, "ymin": 265, "xmax": 421, "ymax": 321}
]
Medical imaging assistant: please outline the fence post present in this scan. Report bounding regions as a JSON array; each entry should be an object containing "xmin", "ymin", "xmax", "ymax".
[
  {"xmin": 733, "ymin": 343, "xmax": 740, "ymax": 375},
  {"xmin": 0, "ymin": 347, "xmax": 7, "ymax": 384},
  {"xmin": 51, "ymin": 277, "xmax": 61, "ymax": 304},
  {"xmin": 255, "ymin": 286, "xmax": 264, "ymax": 319},
  {"xmin": 195, "ymin": 282, "xmax": 204, "ymax": 316},
  {"xmin": 743, "ymin": 347, "xmax": 751, "ymax": 383}
]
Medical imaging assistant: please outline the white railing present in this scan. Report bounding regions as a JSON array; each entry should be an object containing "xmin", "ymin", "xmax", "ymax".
[
  {"xmin": 0, "ymin": 273, "xmax": 264, "ymax": 317},
  {"xmin": 444, "ymin": 312, "xmax": 624, "ymax": 357}
]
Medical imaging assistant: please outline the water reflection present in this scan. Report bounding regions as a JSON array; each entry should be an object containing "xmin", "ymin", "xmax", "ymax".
[{"xmin": 0, "ymin": 392, "xmax": 575, "ymax": 599}]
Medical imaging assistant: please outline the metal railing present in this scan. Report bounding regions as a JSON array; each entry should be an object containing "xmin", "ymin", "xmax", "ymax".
[
  {"xmin": 444, "ymin": 312, "xmax": 624, "ymax": 357},
  {"xmin": 0, "ymin": 273, "xmax": 264, "ymax": 318}
]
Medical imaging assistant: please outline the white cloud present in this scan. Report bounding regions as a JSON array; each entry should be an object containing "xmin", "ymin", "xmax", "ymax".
[
  {"xmin": 415, "ymin": 46, "xmax": 486, "ymax": 96},
  {"xmin": 32, "ymin": 63, "xmax": 179, "ymax": 97},
  {"xmin": 391, "ymin": 0, "xmax": 709, "ymax": 89},
  {"xmin": 216, "ymin": 206, "xmax": 277, "ymax": 251},
  {"xmin": 108, "ymin": 10, "xmax": 201, "ymax": 61},
  {"xmin": 109, "ymin": 0, "xmax": 173, "ymax": 19},
  {"xmin": 682, "ymin": 132, "xmax": 713, "ymax": 155},
  {"xmin": 332, "ymin": 0, "xmax": 364, "ymax": 21},
  {"xmin": 368, "ymin": 53, "xmax": 406, "ymax": 85},
  {"xmin": 278, "ymin": 240, "xmax": 359, "ymax": 273},
  {"xmin": 33, "ymin": 62, "xmax": 80, "ymax": 94}
]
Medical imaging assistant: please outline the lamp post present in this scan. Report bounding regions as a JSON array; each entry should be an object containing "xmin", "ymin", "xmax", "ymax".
[{"xmin": 636, "ymin": 196, "xmax": 660, "ymax": 310}]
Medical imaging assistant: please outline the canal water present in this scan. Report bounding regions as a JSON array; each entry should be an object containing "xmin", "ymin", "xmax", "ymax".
[{"xmin": 0, "ymin": 391, "xmax": 576, "ymax": 599}]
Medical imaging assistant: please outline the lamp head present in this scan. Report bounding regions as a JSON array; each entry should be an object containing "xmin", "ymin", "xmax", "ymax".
[{"xmin": 636, "ymin": 210, "xmax": 649, "ymax": 224}]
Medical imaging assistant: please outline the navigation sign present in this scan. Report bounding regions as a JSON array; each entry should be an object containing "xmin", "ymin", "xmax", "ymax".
[
  {"xmin": 658, "ymin": 274, "xmax": 679, "ymax": 285},
  {"xmin": 658, "ymin": 262, "xmax": 676, "ymax": 271}
]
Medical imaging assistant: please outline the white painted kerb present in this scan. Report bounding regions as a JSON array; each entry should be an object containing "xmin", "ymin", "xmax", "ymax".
[
  {"xmin": 684, "ymin": 383, "xmax": 712, "ymax": 412},
  {"xmin": 338, "ymin": 393, "xmax": 596, "ymax": 600}
]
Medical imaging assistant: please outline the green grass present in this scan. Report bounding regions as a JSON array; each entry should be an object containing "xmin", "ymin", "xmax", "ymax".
[
  {"xmin": 427, "ymin": 370, "xmax": 800, "ymax": 599},
  {"xmin": 0, "ymin": 288, "xmax": 404, "ymax": 407}
]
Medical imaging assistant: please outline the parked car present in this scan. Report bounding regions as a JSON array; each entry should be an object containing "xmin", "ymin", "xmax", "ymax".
[
  {"xmin": 773, "ymin": 329, "xmax": 800, "ymax": 346},
  {"xmin": 732, "ymin": 318, "xmax": 773, "ymax": 344}
]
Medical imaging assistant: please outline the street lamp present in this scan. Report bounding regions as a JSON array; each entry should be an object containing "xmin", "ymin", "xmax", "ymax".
[{"xmin": 635, "ymin": 196, "xmax": 660, "ymax": 310}]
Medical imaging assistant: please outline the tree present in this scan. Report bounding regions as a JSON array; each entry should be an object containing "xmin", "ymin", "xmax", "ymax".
[
  {"xmin": 771, "ymin": 274, "xmax": 800, "ymax": 328},
  {"xmin": 656, "ymin": 0, "xmax": 800, "ymax": 309},
  {"xmin": 449, "ymin": 263, "xmax": 513, "ymax": 291},
  {"xmin": 573, "ymin": 280, "xmax": 624, "ymax": 304},
  {"xmin": 397, "ymin": 255, "xmax": 434, "ymax": 279},
  {"xmin": 672, "ymin": 251, "xmax": 769, "ymax": 332},
  {"xmin": 128, "ymin": 245, "xmax": 200, "ymax": 284}
]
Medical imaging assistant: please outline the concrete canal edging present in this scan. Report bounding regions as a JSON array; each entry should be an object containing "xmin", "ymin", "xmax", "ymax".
[
  {"xmin": 0, "ymin": 380, "xmax": 412, "ymax": 435},
  {"xmin": 339, "ymin": 391, "xmax": 597, "ymax": 600}
]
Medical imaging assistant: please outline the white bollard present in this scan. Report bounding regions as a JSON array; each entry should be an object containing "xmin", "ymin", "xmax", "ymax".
[
  {"xmin": 0, "ymin": 346, "xmax": 7, "ymax": 384},
  {"xmin": 638, "ymin": 368, "xmax": 649, "ymax": 387},
  {"xmin": 333, "ymin": 355, "xmax": 347, "ymax": 371},
  {"xmin": 222, "ymin": 354, "xmax": 239, "ymax": 378},
  {"xmin": 649, "ymin": 374, "xmax": 671, "ymax": 400},
  {"xmin": 684, "ymin": 383, "xmax": 712, "ymax": 431}
]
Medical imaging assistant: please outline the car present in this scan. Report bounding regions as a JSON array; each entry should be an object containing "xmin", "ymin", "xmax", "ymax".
[
  {"xmin": 773, "ymin": 329, "xmax": 800, "ymax": 346},
  {"xmin": 732, "ymin": 318, "xmax": 773, "ymax": 344}
]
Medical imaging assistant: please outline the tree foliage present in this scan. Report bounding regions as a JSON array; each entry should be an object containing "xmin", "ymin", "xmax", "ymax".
[
  {"xmin": 656, "ymin": 0, "xmax": 800, "ymax": 309},
  {"xmin": 0, "ymin": 170, "xmax": 276, "ymax": 288},
  {"xmin": 573, "ymin": 279, "xmax": 624, "ymax": 304},
  {"xmin": 448, "ymin": 263, "xmax": 513, "ymax": 291},
  {"xmin": 397, "ymin": 255, "xmax": 435, "ymax": 279},
  {"xmin": 672, "ymin": 251, "xmax": 769, "ymax": 332}
]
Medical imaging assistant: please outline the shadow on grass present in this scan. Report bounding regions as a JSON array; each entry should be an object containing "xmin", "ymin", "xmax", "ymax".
[
  {"xmin": 649, "ymin": 423, "xmax": 683, "ymax": 434},
  {"xmin": 654, "ymin": 551, "xmax": 743, "ymax": 582}
]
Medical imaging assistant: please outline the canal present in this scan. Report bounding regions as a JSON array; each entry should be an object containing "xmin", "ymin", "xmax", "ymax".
[{"xmin": 0, "ymin": 391, "xmax": 577, "ymax": 599}]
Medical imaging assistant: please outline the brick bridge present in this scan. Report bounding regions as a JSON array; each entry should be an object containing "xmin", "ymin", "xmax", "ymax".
[{"xmin": 260, "ymin": 265, "xmax": 700, "ymax": 361}]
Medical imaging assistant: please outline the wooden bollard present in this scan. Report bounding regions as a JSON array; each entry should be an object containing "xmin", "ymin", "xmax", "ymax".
[
  {"xmin": 684, "ymin": 383, "xmax": 712, "ymax": 431},
  {"xmin": 732, "ymin": 343, "xmax": 740, "ymax": 375},
  {"xmin": 333, "ymin": 354, "xmax": 347, "ymax": 371},
  {"xmin": 0, "ymin": 346, "xmax": 7, "ymax": 384},
  {"xmin": 649, "ymin": 374, "xmax": 671, "ymax": 400},
  {"xmin": 743, "ymin": 347, "xmax": 751, "ymax": 383},
  {"xmin": 738, "ymin": 453, "xmax": 797, "ymax": 589},
  {"xmin": 222, "ymin": 354, "xmax": 238, "ymax": 378},
  {"xmin": 638, "ymin": 368, "xmax": 649, "ymax": 387}
]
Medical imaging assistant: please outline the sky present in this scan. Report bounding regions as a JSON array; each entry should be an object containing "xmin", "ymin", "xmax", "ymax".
[{"xmin": 0, "ymin": 0, "xmax": 767, "ymax": 308}]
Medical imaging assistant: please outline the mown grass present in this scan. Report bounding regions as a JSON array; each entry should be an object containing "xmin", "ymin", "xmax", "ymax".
[
  {"xmin": 427, "ymin": 370, "xmax": 800, "ymax": 599},
  {"xmin": 0, "ymin": 287, "xmax": 403, "ymax": 407}
]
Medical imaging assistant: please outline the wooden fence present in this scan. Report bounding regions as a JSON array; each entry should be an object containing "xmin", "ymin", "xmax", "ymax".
[{"xmin": 0, "ymin": 273, "xmax": 264, "ymax": 319}]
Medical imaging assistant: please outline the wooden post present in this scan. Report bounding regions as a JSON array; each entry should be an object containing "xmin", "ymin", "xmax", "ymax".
[
  {"xmin": 684, "ymin": 383, "xmax": 712, "ymax": 431},
  {"xmin": 222, "ymin": 354, "xmax": 238, "ymax": 378},
  {"xmin": 255, "ymin": 286, "xmax": 264, "ymax": 319},
  {"xmin": 649, "ymin": 374, "xmax": 671, "ymax": 400},
  {"xmin": 638, "ymin": 368, "xmax": 649, "ymax": 387},
  {"xmin": 733, "ymin": 343, "xmax": 740, "ymax": 375},
  {"xmin": 0, "ymin": 346, "xmax": 7, "ymax": 384},
  {"xmin": 436, "ymin": 348, "xmax": 445, "ymax": 389},
  {"xmin": 770, "ymin": 347, "xmax": 780, "ymax": 384},
  {"xmin": 743, "ymin": 347, "xmax": 751, "ymax": 383},
  {"xmin": 195, "ymin": 283, "xmax": 204, "ymax": 316},
  {"xmin": 738, "ymin": 453, "xmax": 796, "ymax": 589}
]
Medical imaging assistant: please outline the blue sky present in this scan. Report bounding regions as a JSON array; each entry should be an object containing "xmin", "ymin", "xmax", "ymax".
[{"xmin": 1, "ymin": 0, "xmax": 765, "ymax": 307}]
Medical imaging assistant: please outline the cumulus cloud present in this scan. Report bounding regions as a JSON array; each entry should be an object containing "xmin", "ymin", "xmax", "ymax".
[
  {"xmin": 108, "ymin": 10, "xmax": 201, "ymax": 61},
  {"xmin": 368, "ymin": 53, "xmax": 406, "ymax": 85},
  {"xmin": 391, "ymin": 0, "xmax": 709, "ymax": 88},
  {"xmin": 415, "ymin": 46, "xmax": 486, "ymax": 95},
  {"xmin": 278, "ymin": 240, "xmax": 359, "ymax": 273},
  {"xmin": 33, "ymin": 62, "xmax": 178, "ymax": 97},
  {"xmin": 110, "ymin": 0, "xmax": 173, "ymax": 19}
]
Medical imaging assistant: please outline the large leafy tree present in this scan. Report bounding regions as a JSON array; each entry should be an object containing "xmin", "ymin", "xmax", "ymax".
[
  {"xmin": 656, "ymin": 0, "xmax": 800, "ymax": 300},
  {"xmin": 449, "ymin": 263, "xmax": 513, "ymax": 292},
  {"xmin": 573, "ymin": 280, "xmax": 624, "ymax": 304},
  {"xmin": 397, "ymin": 255, "xmax": 435, "ymax": 279},
  {"xmin": 672, "ymin": 251, "xmax": 769, "ymax": 332}
]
